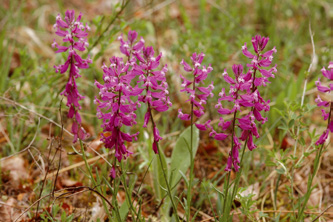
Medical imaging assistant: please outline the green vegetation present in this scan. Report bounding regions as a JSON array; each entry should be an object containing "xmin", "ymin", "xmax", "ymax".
[{"xmin": 0, "ymin": 0, "xmax": 331, "ymax": 221}]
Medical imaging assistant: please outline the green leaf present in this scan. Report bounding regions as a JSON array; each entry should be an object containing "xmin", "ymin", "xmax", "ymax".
[
  {"xmin": 276, "ymin": 168, "xmax": 285, "ymax": 175},
  {"xmin": 299, "ymin": 137, "xmax": 305, "ymax": 146},
  {"xmin": 160, "ymin": 126, "xmax": 199, "ymax": 221},
  {"xmin": 211, "ymin": 183, "xmax": 225, "ymax": 197},
  {"xmin": 272, "ymin": 107, "xmax": 284, "ymax": 117},
  {"xmin": 278, "ymin": 125, "xmax": 288, "ymax": 131},
  {"xmin": 152, "ymin": 148, "xmax": 168, "ymax": 201},
  {"xmin": 288, "ymin": 119, "xmax": 295, "ymax": 129},
  {"xmin": 179, "ymin": 170, "xmax": 189, "ymax": 187},
  {"xmin": 259, "ymin": 211, "xmax": 268, "ymax": 218},
  {"xmin": 119, "ymin": 201, "xmax": 129, "ymax": 221},
  {"xmin": 169, "ymin": 126, "xmax": 199, "ymax": 188}
]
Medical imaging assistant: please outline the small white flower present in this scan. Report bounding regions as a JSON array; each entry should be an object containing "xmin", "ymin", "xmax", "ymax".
[
  {"xmin": 253, "ymin": 91, "xmax": 258, "ymax": 100},
  {"xmin": 234, "ymin": 103, "xmax": 240, "ymax": 109},
  {"xmin": 229, "ymin": 88, "xmax": 235, "ymax": 93},
  {"xmin": 238, "ymin": 77, "xmax": 244, "ymax": 83}
]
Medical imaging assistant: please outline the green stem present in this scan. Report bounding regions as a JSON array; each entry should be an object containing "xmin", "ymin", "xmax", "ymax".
[
  {"xmin": 157, "ymin": 144, "xmax": 180, "ymax": 222},
  {"xmin": 290, "ymin": 58, "xmax": 310, "ymax": 221},
  {"xmin": 230, "ymin": 140, "xmax": 247, "ymax": 202},
  {"xmin": 113, "ymin": 180, "xmax": 122, "ymax": 221},
  {"xmin": 120, "ymin": 161, "xmax": 140, "ymax": 221},
  {"xmin": 79, "ymin": 140, "xmax": 112, "ymax": 220},
  {"xmin": 111, "ymin": 157, "xmax": 122, "ymax": 222},
  {"xmin": 274, "ymin": 174, "xmax": 281, "ymax": 217},
  {"xmin": 294, "ymin": 27, "xmax": 317, "ymax": 220},
  {"xmin": 222, "ymin": 171, "xmax": 231, "ymax": 214},
  {"xmin": 187, "ymin": 73, "xmax": 196, "ymax": 222},
  {"xmin": 187, "ymin": 108, "xmax": 194, "ymax": 221},
  {"xmin": 222, "ymin": 109, "xmax": 238, "ymax": 217},
  {"xmin": 297, "ymin": 99, "xmax": 331, "ymax": 221},
  {"xmin": 290, "ymin": 166, "xmax": 297, "ymax": 220},
  {"xmin": 296, "ymin": 144, "xmax": 324, "ymax": 221},
  {"xmin": 222, "ymin": 140, "xmax": 247, "ymax": 221},
  {"xmin": 223, "ymin": 57, "xmax": 259, "ymax": 219},
  {"xmin": 148, "ymin": 104, "xmax": 179, "ymax": 222},
  {"xmin": 87, "ymin": 0, "xmax": 130, "ymax": 54}
]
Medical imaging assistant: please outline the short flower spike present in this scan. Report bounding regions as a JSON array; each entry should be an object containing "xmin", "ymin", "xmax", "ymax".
[{"xmin": 52, "ymin": 10, "xmax": 91, "ymax": 143}]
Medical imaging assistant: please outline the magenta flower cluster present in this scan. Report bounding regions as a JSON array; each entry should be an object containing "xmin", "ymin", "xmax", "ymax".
[
  {"xmin": 95, "ymin": 31, "xmax": 143, "ymax": 163},
  {"xmin": 95, "ymin": 30, "xmax": 171, "ymax": 166},
  {"xmin": 134, "ymin": 45, "xmax": 172, "ymax": 153},
  {"xmin": 178, "ymin": 36, "xmax": 276, "ymax": 172},
  {"xmin": 314, "ymin": 62, "xmax": 332, "ymax": 145},
  {"xmin": 94, "ymin": 55, "xmax": 142, "ymax": 162},
  {"xmin": 178, "ymin": 53, "xmax": 214, "ymax": 126},
  {"xmin": 52, "ymin": 10, "xmax": 92, "ymax": 143},
  {"xmin": 218, "ymin": 35, "xmax": 276, "ymax": 171}
]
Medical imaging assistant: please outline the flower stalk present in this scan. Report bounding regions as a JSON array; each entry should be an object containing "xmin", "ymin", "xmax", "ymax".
[
  {"xmin": 178, "ymin": 52, "xmax": 214, "ymax": 221},
  {"xmin": 297, "ymin": 62, "xmax": 332, "ymax": 221},
  {"xmin": 52, "ymin": 10, "xmax": 91, "ymax": 143},
  {"xmin": 208, "ymin": 35, "xmax": 276, "ymax": 219}
]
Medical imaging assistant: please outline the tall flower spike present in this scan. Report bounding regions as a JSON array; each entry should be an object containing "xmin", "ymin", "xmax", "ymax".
[
  {"xmin": 214, "ymin": 35, "xmax": 276, "ymax": 171},
  {"xmin": 52, "ymin": 10, "xmax": 92, "ymax": 143},
  {"xmin": 95, "ymin": 31, "xmax": 145, "ymax": 163},
  {"xmin": 178, "ymin": 52, "xmax": 214, "ymax": 129},
  {"xmin": 133, "ymin": 45, "xmax": 172, "ymax": 153},
  {"xmin": 315, "ymin": 62, "xmax": 332, "ymax": 146},
  {"xmin": 95, "ymin": 56, "xmax": 141, "ymax": 162}
]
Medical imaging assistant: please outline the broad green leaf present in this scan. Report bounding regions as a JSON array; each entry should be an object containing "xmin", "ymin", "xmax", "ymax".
[
  {"xmin": 169, "ymin": 126, "xmax": 199, "ymax": 188},
  {"xmin": 152, "ymin": 147, "xmax": 168, "ymax": 201},
  {"xmin": 161, "ymin": 126, "xmax": 199, "ymax": 221},
  {"xmin": 119, "ymin": 201, "xmax": 129, "ymax": 221}
]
